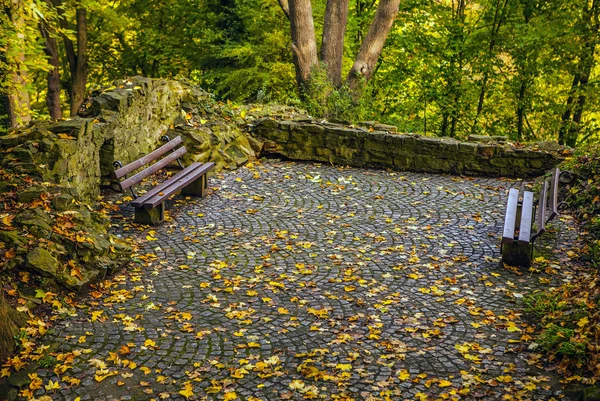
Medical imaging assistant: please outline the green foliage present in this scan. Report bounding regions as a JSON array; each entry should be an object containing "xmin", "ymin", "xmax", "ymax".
[
  {"xmin": 561, "ymin": 145, "xmax": 600, "ymax": 265},
  {"xmin": 4, "ymin": 0, "xmax": 600, "ymax": 145},
  {"xmin": 538, "ymin": 324, "xmax": 587, "ymax": 358},
  {"xmin": 38, "ymin": 355, "xmax": 57, "ymax": 368},
  {"xmin": 525, "ymin": 290, "xmax": 589, "ymax": 360},
  {"xmin": 301, "ymin": 65, "xmax": 375, "ymax": 122}
]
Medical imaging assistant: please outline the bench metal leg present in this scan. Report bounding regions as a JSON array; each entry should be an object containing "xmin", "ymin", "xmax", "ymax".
[
  {"xmin": 501, "ymin": 241, "xmax": 531, "ymax": 267},
  {"xmin": 181, "ymin": 174, "xmax": 207, "ymax": 197},
  {"xmin": 134, "ymin": 203, "xmax": 164, "ymax": 225}
]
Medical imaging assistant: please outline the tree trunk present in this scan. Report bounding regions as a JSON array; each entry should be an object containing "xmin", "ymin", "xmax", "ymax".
[
  {"xmin": 558, "ymin": 75, "xmax": 579, "ymax": 145},
  {"xmin": 5, "ymin": 0, "xmax": 32, "ymax": 128},
  {"xmin": 69, "ymin": 8, "xmax": 88, "ymax": 116},
  {"xmin": 559, "ymin": 0, "xmax": 599, "ymax": 147},
  {"xmin": 50, "ymin": 0, "xmax": 88, "ymax": 116},
  {"xmin": 471, "ymin": 0, "xmax": 508, "ymax": 133},
  {"xmin": 346, "ymin": 0, "xmax": 400, "ymax": 91},
  {"xmin": 321, "ymin": 0, "xmax": 349, "ymax": 87},
  {"xmin": 40, "ymin": 20, "xmax": 62, "ymax": 120},
  {"xmin": 516, "ymin": 80, "xmax": 527, "ymax": 140},
  {"xmin": 286, "ymin": 0, "xmax": 318, "ymax": 91}
]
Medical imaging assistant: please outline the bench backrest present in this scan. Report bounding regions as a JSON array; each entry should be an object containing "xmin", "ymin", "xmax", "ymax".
[
  {"xmin": 535, "ymin": 181, "xmax": 548, "ymax": 237},
  {"xmin": 113, "ymin": 136, "xmax": 186, "ymax": 192},
  {"xmin": 547, "ymin": 167, "xmax": 559, "ymax": 222}
]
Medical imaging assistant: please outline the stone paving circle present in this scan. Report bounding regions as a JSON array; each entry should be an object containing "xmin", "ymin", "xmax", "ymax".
[{"xmin": 31, "ymin": 160, "xmax": 577, "ymax": 400}]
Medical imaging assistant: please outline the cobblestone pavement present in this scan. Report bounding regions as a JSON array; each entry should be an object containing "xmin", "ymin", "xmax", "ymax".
[{"xmin": 36, "ymin": 160, "xmax": 578, "ymax": 400}]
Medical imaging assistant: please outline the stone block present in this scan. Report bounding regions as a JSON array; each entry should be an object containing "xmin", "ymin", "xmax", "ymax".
[
  {"xmin": 364, "ymin": 132, "xmax": 389, "ymax": 153},
  {"xmin": 17, "ymin": 185, "xmax": 47, "ymax": 203},
  {"xmin": 364, "ymin": 149, "xmax": 393, "ymax": 167},
  {"xmin": 333, "ymin": 146, "xmax": 361, "ymax": 162},
  {"xmin": 327, "ymin": 131, "xmax": 364, "ymax": 149},
  {"xmin": 52, "ymin": 194, "xmax": 75, "ymax": 211},
  {"xmin": 289, "ymin": 129, "xmax": 326, "ymax": 148},
  {"xmin": 477, "ymin": 144, "xmax": 497, "ymax": 158},
  {"xmin": 413, "ymin": 155, "xmax": 452, "ymax": 173},
  {"xmin": 26, "ymin": 247, "xmax": 59, "ymax": 277},
  {"xmin": 468, "ymin": 134, "xmax": 508, "ymax": 143},
  {"xmin": 263, "ymin": 128, "xmax": 289, "ymax": 143},
  {"xmin": 416, "ymin": 136, "xmax": 445, "ymax": 156},
  {"xmin": 458, "ymin": 142, "xmax": 478, "ymax": 156},
  {"xmin": 373, "ymin": 123, "xmax": 397, "ymax": 132},
  {"xmin": 393, "ymin": 156, "xmax": 413, "ymax": 170},
  {"xmin": 385, "ymin": 134, "xmax": 405, "ymax": 148}
]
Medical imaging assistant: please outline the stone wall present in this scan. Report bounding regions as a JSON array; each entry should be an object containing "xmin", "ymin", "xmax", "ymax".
[
  {"xmin": 254, "ymin": 119, "xmax": 563, "ymax": 177},
  {"xmin": 1, "ymin": 77, "xmax": 258, "ymax": 199}
]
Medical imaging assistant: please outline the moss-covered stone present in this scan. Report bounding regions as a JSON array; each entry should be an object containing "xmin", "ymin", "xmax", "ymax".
[
  {"xmin": 26, "ymin": 247, "xmax": 60, "ymax": 277},
  {"xmin": 16, "ymin": 185, "xmax": 47, "ymax": 203},
  {"xmin": 0, "ymin": 230, "xmax": 28, "ymax": 247},
  {"xmin": 52, "ymin": 193, "xmax": 75, "ymax": 211}
]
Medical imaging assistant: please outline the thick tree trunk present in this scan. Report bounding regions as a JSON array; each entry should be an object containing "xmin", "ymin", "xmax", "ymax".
[
  {"xmin": 50, "ymin": 0, "xmax": 88, "ymax": 116},
  {"xmin": 6, "ymin": 0, "xmax": 32, "ymax": 128},
  {"xmin": 346, "ymin": 0, "xmax": 401, "ymax": 90},
  {"xmin": 69, "ymin": 8, "xmax": 88, "ymax": 115},
  {"xmin": 321, "ymin": 0, "xmax": 349, "ymax": 87},
  {"xmin": 287, "ymin": 0, "xmax": 318, "ymax": 91},
  {"xmin": 40, "ymin": 20, "xmax": 62, "ymax": 120}
]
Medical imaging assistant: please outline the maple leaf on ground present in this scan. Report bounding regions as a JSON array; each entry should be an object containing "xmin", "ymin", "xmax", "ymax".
[{"xmin": 179, "ymin": 382, "xmax": 194, "ymax": 399}]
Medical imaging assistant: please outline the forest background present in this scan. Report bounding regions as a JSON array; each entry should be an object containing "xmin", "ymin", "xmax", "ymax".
[{"xmin": 2, "ymin": 0, "xmax": 600, "ymax": 148}]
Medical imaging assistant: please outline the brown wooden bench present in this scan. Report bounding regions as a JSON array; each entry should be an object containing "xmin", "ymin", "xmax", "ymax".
[
  {"xmin": 112, "ymin": 135, "xmax": 214, "ymax": 225},
  {"xmin": 501, "ymin": 167, "xmax": 569, "ymax": 267}
]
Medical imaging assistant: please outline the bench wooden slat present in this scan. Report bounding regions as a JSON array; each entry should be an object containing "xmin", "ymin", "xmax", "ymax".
[
  {"xmin": 113, "ymin": 136, "xmax": 183, "ymax": 179},
  {"xmin": 141, "ymin": 162, "xmax": 214, "ymax": 209},
  {"xmin": 119, "ymin": 146, "xmax": 187, "ymax": 191},
  {"xmin": 518, "ymin": 191, "xmax": 534, "ymax": 245},
  {"xmin": 536, "ymin": 181, "xmax": 548, "ymax": 237},
  {"xmin": 547, "ymin": 167, "xmax": 559, "ymax": 222},
  {"xmin": 131, "ymin": 162, "xmax": 203, "ymax": 207},
  {"xmin": 502, "ymin": 188, "xmax": 519, "ymax": 244}
]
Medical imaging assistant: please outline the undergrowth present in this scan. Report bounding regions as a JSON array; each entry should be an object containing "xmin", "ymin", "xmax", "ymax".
[{"xmin": 525, "ymin": 145, "xmax": 600, "ymax": 382}]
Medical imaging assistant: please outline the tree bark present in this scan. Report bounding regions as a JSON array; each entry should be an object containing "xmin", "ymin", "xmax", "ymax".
[
  {"xmin": 558, "ymin": 75, "xmax": 579, "ymax": 145},
  {"xmin": 277, "ymin": 0, "xmax": 290, "ymax": 19},
  {"xmin": 346, "ymin": 0, "xmax": 400, "ymax": 91},
  {"xmin": 50, "ymin": 0, "xmax": 87, "ymax": 116},
  {"xmin": 5, "ymin": 0, "xmax": 32, "ymax": 128},
  {"xmin": 516, "ymin": 80, "xmax": 527, "ymax": 140},
  {"xmin": 40, "ymin": 20, "xmax": 62, "ymax": 120},
  {"xmin": 321, "ymin": 0, "xmax": 349, "ymax": 87},
  {"xmin": 471, "ymin": 0, "xmax": 509, "ymax": 133},
  {"xmin": 69, "ymin": 8, "xmax": 88, "ymax": 115},
  {"xmin": 287, "ymin": 0, "xmax": 319, "ymax": 91},
  {"xmin": 558, "ymin": 0, "xmax": 599, "ymax": 147}
]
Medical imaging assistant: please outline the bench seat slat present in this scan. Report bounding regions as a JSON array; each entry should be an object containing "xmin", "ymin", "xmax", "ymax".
[
  {"xmin": 141, "ymin": 162, "xmax": 215, "ymax": 209},
  {"xmin": 502, "ymin": 188, "xmax": 519, "ymax": 244},
  {"xmin": 113, "ymin": 136, "xmax": 183, "ymax": 179},
  {"xmin": 119, "ymin": 147, "xmax": 187, "ymax": 191},
  {"xmin": 547, "ymin": 167, "xmax": 559, "ymax": 223},
  {"xmin": 131, "ymin": 162, "xmax": 202, "ymax": 207},
  {"xmin": 536, "ymin": 181, "xmax": 548, "ymax": 237},
  {"xmin": 518, "ymin": 191, "xmax": 534, "ymax": 245}
]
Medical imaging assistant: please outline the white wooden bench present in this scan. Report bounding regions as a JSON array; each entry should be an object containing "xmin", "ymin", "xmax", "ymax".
[{"xmin": 501, "ymin": 168, "xmax": 566, "ymax": 266}]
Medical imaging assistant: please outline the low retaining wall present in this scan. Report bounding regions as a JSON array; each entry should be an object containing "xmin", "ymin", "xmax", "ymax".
[{"xmin": 254, "ymin": 119, "xmax": 563, "ymax": 177}]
